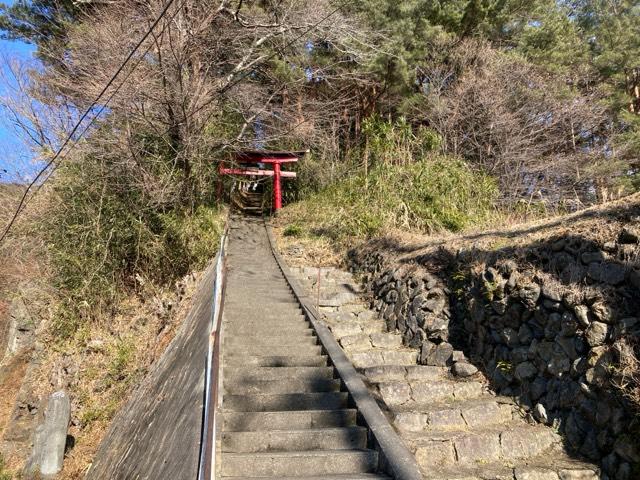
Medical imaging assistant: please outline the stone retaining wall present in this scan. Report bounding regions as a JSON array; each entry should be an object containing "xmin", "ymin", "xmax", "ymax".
[{"xmin": 349, "ymin": 223, "xmax": 640, "ymax": 480}]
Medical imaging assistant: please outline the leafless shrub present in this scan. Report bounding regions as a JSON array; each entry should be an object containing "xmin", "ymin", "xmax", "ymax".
[{"xmin": 414, "ymin": 39, "xmax": 609, "ymax": 202}]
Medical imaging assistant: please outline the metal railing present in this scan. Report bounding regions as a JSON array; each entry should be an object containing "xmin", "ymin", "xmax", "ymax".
[{"xmin": 197, "ymin": 228, "xmax": 228, "ymax": 480}]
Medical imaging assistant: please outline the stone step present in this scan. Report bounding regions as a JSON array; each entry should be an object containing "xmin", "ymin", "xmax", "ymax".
[
  {"xmin": 364, "ymin": 365, "xmax": 449, "ymax": 384},
  {"xmin": 393, "ymin": 398, "xmax": 515, "ymax": 433},
  {"xmin": 224, "ymin": 366, "xmax": 335, "ymax": 382},
  {"xmin": 349, "ymin": 351, "xmax": 418, "ymax": 370},
  {"xmin": 224, "ymin": 377, "xmax": 341, "ymax": 395},
  {"xmin": 225, "ymin": 344, "xmax": 323, "ymax": 357},
  {"xmin": 223, "ymin": 392, "xmax": 348, "ymax": 412},
  {"xmin": 419, "ymin": 452, "xmax": 600, "ymax": 480},
  {"xmin": 378, "ymin": 380, "xmax": 486, "ymax": 407},
  {"xmin": 224, "ymin": 355, "xmax": 328, "ymax": 367},
  {"xmin": 225, "ymin": 335, "xmax": 318, "ymax": 346},
  {"xmin": 329, "ymin": 322, "xmax": 386, "ymax": 339},
  {"xmin": 222, "ymin": 427, "xmax": 368, "ymax": 453},
  {"xmin": 408, "ymin": 424, "xmax": 561, "ymax": 471},
  {"xmin": 221, "ymin": 450, "xmax": 379, "ymax": 477},
  {"xmin": 223, "ymin": 409, "xmax": 358, "ymax": 432}
]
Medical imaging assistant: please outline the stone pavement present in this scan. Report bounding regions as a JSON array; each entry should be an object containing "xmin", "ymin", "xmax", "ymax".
[{"xmin": 291, "ymin": 266, "xmax": 601, "ymax": 480}]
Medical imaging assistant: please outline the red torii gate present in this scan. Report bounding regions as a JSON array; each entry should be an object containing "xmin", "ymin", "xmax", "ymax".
[{"xmin": 218, "ymin": 149, "xmax": 307, "ymax": 210}]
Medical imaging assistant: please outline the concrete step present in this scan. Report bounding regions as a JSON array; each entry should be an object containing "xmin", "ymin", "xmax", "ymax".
[
  {"xmin": 223, "ymin": 392, "xmax": 348, "ymax": 412},
  {"xmin": 226, "ymin": 271, "xmax": 284, "ymax": 275},
  {"xmin": 224, "ymin": 324, "xmax": 312, "ymax": 335},
  {"xmin": 225, "ymin": 288, "xmax": 292, "ymax": 295},
  {"xmin": 222, "ymin": 409, "xmax": 357, "ymax": 432},
  {"xmin": 392, "ymin": 398, "xmax": 515, "ymax": 433},
  {"xmin": 221, "ymin": 450, "xmax": 379, "ymax": 477},
  {"xmin": 226, "ymin": 344, "xmax": 323, "ymax": 357},
  {"xmin": 225, "ymin": 291, "xmax": 294, "ymax": 298},
  {"xmin": 224, "ymin": 377, "xmax": 341, "ymax": 395},
  {"xmin": 224, "ymin": 309, "xmax": 307, "ymax": 323},
  {"xmin": 224, "ymin": 307, "xmax": 303, "ymax": 316},
  {"xmin": 224, "ymin": 296, "xmax": 299, "ymax": 304},
  {"xmin": 224, "ymin": 321, "xmax": 310, "ymax": 331},
  {"xmin": 225, "ymin": 281, "xmax": 291, "ymax": 288},
  {"xmin": 224, "ymin": 331, "xmax": 318, "ymax": 345},
  {"xmin": 222, "ymin": 427, "xmax": 368, "ymax": 453},
  {"xmin": 225, "ymin": 298, "xmax": 299, "ymax": 307},
  {"xmin": 226, "ymin": 284, "xmax": 289, "ymax": 291},
  {"xmin": 223, "ymin": 475, "xmax": 390, "ymax": 480},
  {"xmin": 224, "ymin": 366, "xmax": 334, "ymax": 382},
  {"xmin": 224, "ymin": 355, "xmax": 328, "ymax": 367},
  {"xmin": 225, "ymin": 280, "xmax": 290, "ymax": 286},
  {"xmin": 224, "ymin": 335, "xmax": 318, "ymax": 346}
]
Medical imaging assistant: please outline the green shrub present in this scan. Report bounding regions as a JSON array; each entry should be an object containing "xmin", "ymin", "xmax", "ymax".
[
  {"xmin": 42, "ymin": 150, "xmax": 225, "ymax": 338},
  {"xmin": 0, "ymin": 454, "xmax": 11, "ymax": 480},
  {"xmin": 283, "ymin": 224, "xmax": 304, "ymax": 237},
  {"xmin": 281, "ymin": 156, "xmax": 498, "ymax": 242},
  {"xmin": 361, "ymin": 115, "xmax": 443, "ymax": 166}
]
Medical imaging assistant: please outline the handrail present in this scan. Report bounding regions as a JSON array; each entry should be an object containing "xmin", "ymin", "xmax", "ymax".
[
  {"xmin": 197, "ymin": 227, "xmax": 228, "ymax": 480},
  {"xmin": 264, "ymin": 220, "xmax": 423, "ymax": 480}
]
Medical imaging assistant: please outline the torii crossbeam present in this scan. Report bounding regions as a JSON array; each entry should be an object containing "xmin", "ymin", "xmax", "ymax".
[{"xmin": 218, "ymin": 150, "xmax": 307, "ymax": 211}]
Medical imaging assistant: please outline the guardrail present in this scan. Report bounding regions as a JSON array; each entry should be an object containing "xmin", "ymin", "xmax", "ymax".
[{"xmin": 197, "ymin": 228, "xmax": 228, "ymax": 480}]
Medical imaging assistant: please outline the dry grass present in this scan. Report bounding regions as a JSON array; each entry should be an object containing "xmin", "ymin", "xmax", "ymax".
[
  {"xmin": 0, "ymin": 351, "xmax": 30, "ymax": 435},
  {"xmin": 276, "ymin": 192, "xmax": 640, "ymax": 270},
  {"xmin": 2, "ymin": 269, "xmax": 202, "ymax": 478},
  {"xmin": 355, "ymin": 193, "xmax": 640, "ymax": 264},
  {"xmin": 274, "ymin": 227, "xmax": 343, "ymax": 267},
  {"xmin": 614, "ymin": 337, "xmax": 640, "ymax": 414},
  {"xmin": 0, "ymin": 184, "xmax": 212, "ymax": 477}
]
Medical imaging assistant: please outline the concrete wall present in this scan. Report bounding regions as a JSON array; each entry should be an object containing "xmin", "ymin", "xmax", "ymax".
[{"xmin": 86, "ymin": 262, "xmax": 216, "ymax": 480}]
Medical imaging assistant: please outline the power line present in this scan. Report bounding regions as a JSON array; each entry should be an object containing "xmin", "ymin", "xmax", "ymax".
[
  {"xmin": 0, "ymin": 0, "xmax": 181, "ymax": 243},
  {"xmin": 0, "ymin": 3, "xmax": 342, "ymax": 243},
  {"xmin": 24, "ymin": 0, "xmax": 188, "ymax": 204}
]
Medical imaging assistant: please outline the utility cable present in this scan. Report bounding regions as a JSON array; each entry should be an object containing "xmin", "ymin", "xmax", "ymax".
[
  {"xmin": 1, "ymin": 3, "xmax": 342, "ymax": 243},
  {"xmin": 0, "ymin": 0, "xmax": 181, "ymax": 243}
]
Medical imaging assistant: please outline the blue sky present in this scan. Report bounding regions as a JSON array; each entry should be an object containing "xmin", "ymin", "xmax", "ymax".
[{"xmin": 0, "ymin": 0, "xmax": 38, "ymax": 183}]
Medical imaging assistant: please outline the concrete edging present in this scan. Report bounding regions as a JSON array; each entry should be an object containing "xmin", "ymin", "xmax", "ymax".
[{"xmin": 264, "ymin": 221, "xmax": 423, "ymax": 480}]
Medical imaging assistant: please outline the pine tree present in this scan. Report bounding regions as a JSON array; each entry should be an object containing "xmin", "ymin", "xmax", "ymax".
[{"xmin": 0, "ymin": 0, "xmax": 85, "ymax": 64}]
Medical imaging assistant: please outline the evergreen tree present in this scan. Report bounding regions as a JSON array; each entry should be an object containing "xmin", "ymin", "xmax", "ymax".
[{"xmin": 0, "ymin": 0, "xmax": 84, "ymax": 64}]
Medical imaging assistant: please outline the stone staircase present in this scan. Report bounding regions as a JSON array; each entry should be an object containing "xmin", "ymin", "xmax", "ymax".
[
  {"xmin": 219, "ymin": 217, "xmax": 390, "ymax": 479},
  {"xmin": 291, "ymin": 266, "xmax": 601, "ymax": 480}
]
